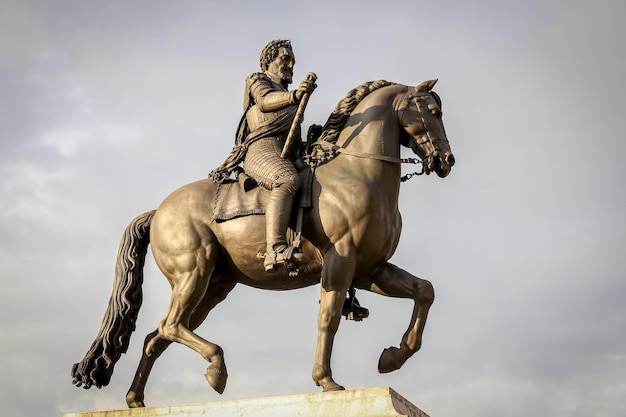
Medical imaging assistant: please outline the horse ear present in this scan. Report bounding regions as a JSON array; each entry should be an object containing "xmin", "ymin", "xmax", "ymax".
[{"xmin": 416, "ymin": 79, "xmax": 438, "ymax": 92}]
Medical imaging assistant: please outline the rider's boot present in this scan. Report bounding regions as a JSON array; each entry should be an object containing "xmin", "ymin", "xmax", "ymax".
[
  {"xmin": 341, "ymin": 285, "xmax": 369, "ymax": 321},
  {"xmin": 263, "ymin": 186, "xmax": 308, "ymax": 271}
]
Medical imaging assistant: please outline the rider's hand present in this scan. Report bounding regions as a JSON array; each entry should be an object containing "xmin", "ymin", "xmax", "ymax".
[{"xmin": 295, "ymin": 77, "xmax": 317, "ymax": 101}]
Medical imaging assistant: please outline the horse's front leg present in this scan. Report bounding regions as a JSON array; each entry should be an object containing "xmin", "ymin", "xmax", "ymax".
[
  {"xmin": 367, "ymin": 262, "xmax": 434, "ymax": 373},
  {"xmin": 312, "ymin": 249, "xmax": 355, "ymax": 391}
]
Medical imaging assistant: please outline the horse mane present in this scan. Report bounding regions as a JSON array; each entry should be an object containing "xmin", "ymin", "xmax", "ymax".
[
  {"xmin": 317, "ymin": 80, "xmax": 394, "ymax": 145},
  {"xmin": 304, "ymin": 80, "xmax": 395, "ymax": 167}
]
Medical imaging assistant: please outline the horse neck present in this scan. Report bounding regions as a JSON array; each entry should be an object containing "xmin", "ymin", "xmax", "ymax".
[
  {"xmin": 336, "ymin": 85, "xmax": 406, "ymax": 158},
  {"xmin": 327, "ymin": 85, "xmax": 408, "ymax": 205}
]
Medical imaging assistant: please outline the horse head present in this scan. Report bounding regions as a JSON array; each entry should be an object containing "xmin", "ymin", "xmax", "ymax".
[{"xmin": 399, "ymin": 79, "xmax": 455, "ymax": 178}]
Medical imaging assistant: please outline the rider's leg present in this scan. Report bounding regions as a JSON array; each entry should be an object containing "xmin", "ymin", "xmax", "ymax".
[
  {"xmin": 263, "ymin": 173, "xmax": 306, "ymax": 271},
  {"xmin": 243, "ymin": 137, "xmax": 306, "ymax": 270}
]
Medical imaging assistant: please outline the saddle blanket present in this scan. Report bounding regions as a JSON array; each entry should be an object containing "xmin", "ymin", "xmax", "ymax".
[
  {"xmin": 212, "ymin": 180, "xmax": 267, "ymax": 222},
  {"xmin": 212, "ymin": 168, "xmax": 313, "ymax": 223}
]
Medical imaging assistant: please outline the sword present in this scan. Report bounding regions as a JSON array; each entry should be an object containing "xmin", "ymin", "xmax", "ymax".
[{"xmin": 281, "ymin": 72, "xmax": 317, "ymax": 159}]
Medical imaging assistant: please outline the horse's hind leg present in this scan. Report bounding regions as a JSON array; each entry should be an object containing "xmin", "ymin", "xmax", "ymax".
[
  {"xmin": 134, "ymin": 239, "xmax": 234, "ymax": 396},
  {"xmin": 126, "ymin": 329, "xmax": 167, "ymax": 408},
  {"xmin": 365, "ymin": 262, "xmax": 434, "ymax": 373},
  {"xmin": 126, "ymin": 275, "xmax": 236, "ymax": 407}
]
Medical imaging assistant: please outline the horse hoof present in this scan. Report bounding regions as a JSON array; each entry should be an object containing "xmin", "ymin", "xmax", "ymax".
[
  {"xmin": 126, "ymin": 391, "xmax": 145, "ymax": 408},
  {"xmin": 316, "ymin": 377, "xmax": 345, "ymax": 392},
  {"xmin": 205, "ymin": 364, "xmax": 228, "ymax": 394},
  {"xmin": 323, "ymin": 382, "xmax": 345, "ymax": 392},
  {"xmin": 378, "ymin": 347, "xmax": 402, "ymax": 373}
]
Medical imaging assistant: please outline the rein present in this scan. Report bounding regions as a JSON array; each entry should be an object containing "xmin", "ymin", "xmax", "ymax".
[{"xmin": 316, "ymin": 140, "xmax": 425, "ymax": 182}]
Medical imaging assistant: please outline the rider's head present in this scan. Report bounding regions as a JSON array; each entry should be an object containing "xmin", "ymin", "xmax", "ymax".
[{"xmin": 260, "ymin": 39, "xmax": 295, "ymax": 85}]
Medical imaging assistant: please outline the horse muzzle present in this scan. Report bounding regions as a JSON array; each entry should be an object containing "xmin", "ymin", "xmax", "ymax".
[{"xmin": 425, "ymin": 151, "xmax": 455, "ymax": 178}]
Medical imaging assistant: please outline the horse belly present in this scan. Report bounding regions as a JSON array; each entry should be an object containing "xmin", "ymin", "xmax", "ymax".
[
  {"xmin": 214, "ymin": 215, "xmax": 266, "ymax": 272},
  {"xmin": 213, "ymin": 215, "xmax": 321, "ymax": 290}
]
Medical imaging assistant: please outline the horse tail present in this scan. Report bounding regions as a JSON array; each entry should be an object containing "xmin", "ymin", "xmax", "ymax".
[{"xmin": 71, "ymin": 209, "xmax": 156, "ymax": 389}]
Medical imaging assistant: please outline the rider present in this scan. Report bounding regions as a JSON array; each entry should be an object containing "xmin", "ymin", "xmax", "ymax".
[{"xmin": 210, "ymin": 39, "xmax": 316, "ymax": 271}]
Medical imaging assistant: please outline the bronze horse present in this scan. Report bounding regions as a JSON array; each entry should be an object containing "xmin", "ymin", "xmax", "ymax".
[{"xmin": 72, "ymin": 79, "xmax": 455, "ymax": 407}]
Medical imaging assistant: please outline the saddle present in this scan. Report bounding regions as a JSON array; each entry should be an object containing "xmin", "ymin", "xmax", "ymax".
[{"xmin": 212, "ymin": 166, "xmax": 313, "ymax": 223}]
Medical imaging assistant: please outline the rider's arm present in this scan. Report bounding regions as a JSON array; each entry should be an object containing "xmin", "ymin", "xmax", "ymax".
[{"xmin": 249, "ymin": 75, "xmax": 297, "ymax": 112}]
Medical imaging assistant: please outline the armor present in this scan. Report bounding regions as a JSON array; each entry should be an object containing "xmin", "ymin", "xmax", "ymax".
[
  {"xmin": 242, "ymin": 71, "xmax": 304, "ymax": 271},
  {"xmin": 243, "ymin": 73, "xmax": 297, "ymax": 142}
]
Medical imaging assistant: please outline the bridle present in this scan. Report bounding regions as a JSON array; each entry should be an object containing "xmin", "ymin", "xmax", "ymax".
[
  {"xmin": 399, "ymin": 90, "xmax": 449, "ymax": 180},
  {"xmin": 307, "ymin": 88, "xmax": 446, "ymax": 182}
]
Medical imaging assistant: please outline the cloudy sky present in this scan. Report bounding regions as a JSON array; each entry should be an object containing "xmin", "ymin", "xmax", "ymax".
[{"xmin": 1, "ymin": 1, "xmax": 625, "ymax": 416}]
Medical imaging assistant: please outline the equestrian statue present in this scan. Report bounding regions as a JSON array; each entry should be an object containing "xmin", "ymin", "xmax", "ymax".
[{"xmin": 71, "ymin": 39, "xmax": 456, "ymax": 408}]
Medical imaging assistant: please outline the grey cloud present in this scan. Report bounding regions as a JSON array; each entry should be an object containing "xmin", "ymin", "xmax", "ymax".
[{"xmin": 1, "ymin": 1, "xmax": 625, "ymax": 417}]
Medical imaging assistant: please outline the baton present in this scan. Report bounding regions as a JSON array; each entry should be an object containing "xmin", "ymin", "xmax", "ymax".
[{"xmin": 281, "ymin": 72, "xmax": 317, "ymax": 159}]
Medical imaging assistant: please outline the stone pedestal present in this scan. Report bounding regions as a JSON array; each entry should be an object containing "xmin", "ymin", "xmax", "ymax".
[{"xmin": 63, "ymin": 386, "xmax": 430, "ymax": 417}]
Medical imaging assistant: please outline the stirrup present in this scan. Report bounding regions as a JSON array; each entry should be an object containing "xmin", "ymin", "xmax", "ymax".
[
  {"xmin": 261, "ymin": 246, "xmax": 307, "ymax": 272},
  {"xmin": 342, "ymin": 297, "xmax": 369, "ymax": 321},
  {"xmin": 342, "ymin": 287, "xmax": 369, "ymax": 321}
]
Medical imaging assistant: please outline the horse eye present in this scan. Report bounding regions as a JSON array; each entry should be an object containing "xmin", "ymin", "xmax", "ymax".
[{"xmin": 431, "ymin": 108, "xmax": 442, "ymax": 118}]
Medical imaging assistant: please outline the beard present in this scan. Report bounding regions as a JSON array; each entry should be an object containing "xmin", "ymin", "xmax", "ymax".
[{"xmin": 278, "ymin": 67, "xmax": 293, "ymax": 84}]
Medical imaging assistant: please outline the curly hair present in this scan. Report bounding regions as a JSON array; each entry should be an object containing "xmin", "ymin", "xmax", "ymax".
[{"xmin": 260, "ymin": 39, "xmax": 292, "ymax": 71}]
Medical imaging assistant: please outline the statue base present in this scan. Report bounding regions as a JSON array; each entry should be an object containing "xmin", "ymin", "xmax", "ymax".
[{"xmin": 63, "ymin": 386, "xmax": 430, "ymax": 417}]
